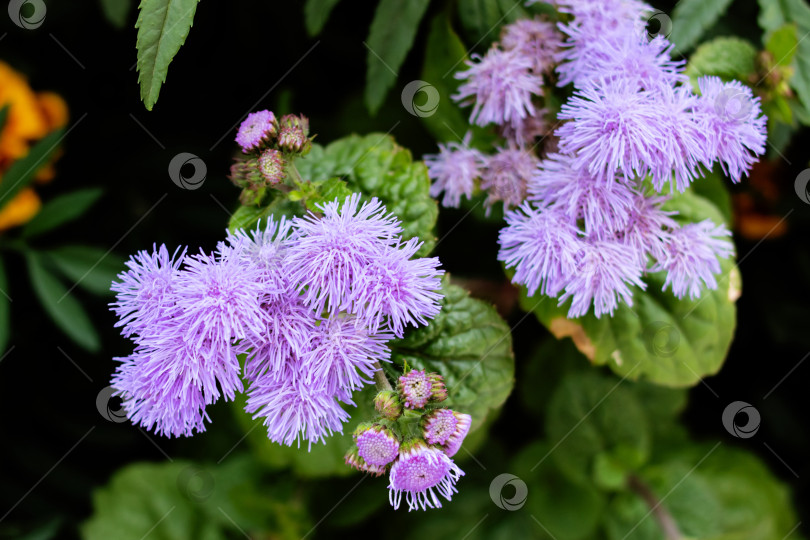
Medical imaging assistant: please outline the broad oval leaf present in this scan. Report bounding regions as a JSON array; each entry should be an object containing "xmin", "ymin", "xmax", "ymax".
[
  {"xmin": 669, "ymin": 0, "xmax": 734, "ymax": 52},
  {"xmin": 685, "ymin": 36, "xmax": 758, "ymax": 88},
  {"xmin": 22, "ymin": 188, "xmax": 103, "ymax": 238}
]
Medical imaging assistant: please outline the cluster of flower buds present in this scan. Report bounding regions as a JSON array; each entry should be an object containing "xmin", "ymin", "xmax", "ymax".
[
  {"xmin": 229, "ymin": 110, "xmax": 314, "ymax": 205},
  {"xmin": 345, "ymin": 370, "xmax": 471, "ymax": 511}
]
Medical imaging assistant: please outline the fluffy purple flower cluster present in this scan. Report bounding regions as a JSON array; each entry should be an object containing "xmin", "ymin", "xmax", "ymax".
[
  {"xmin": 345, "ymin": 370, "xmax": 471, "ymax": 511},
  {"xmin": 110, "ymin": 194, "xmax": 444, "ymax": 444},
  {"xmin": 427, "ymin": 1, "xmax": 767, "ymax": 318}
]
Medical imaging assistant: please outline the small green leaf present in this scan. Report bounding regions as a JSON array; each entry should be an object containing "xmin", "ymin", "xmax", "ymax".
[
  {"xmin": 391, "ymin": 283, "xmax": 515, "ymax": 432},
  {"xmin": 304, "ymin": 0, "xmax": 341, "ymax": 36},
  {"xmin": 669, "ymin": 0, "xmax": 734, "ymax": 52},
  {"xmin": 757, "ymin": 0, "xmax": 810, "ymax": 114},
  {"xmin": 227, "ymin": 197, "xmax": 303, "ymax": 234},
  {"xmin": 99, "ymin": 0, "xmax": 132, "ymax": 28},
  {"xmin": 0, "ymin": 257, "xmax": 10, "ymax": 356},
  {"xmin": 766, "ymin": 23, "xmax": 799, "ymax": 69},
  {"xmin": 45, "ymin": 246, "xmax": 124, "ymax": 296},
  {"xmin": 685, "ymin": 36, "xmax": 758, "ymax": 87},
  {"xmin": 26, "ymin": 253, "xmax": 100, "ymax": 352},
  {"xmin": 364, "ymin": 0, "xmax": 431, "ymax": 114},
  {"xmin": 457, "ymin": 0, "xmax": 527, "ymax": 48},
  {"xmin": 21, "ymin": 188, "xmax": 104, "ymax": 238},
  {"xmin": 135, "ymin": 0, "xmax": 200, "ymax": 110},
  {"xmin": 0, "ymin": 128, "xmax": 65, "ymax": 213}
]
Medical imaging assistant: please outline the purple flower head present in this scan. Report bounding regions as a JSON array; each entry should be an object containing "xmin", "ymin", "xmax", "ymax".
[
  {"xmin": 498, "ymin": 204, "xmax": 582, "ymax": 297},
  {"xmin": 422, "ymin": 409, "xmax": 458, "ymax": 445},
  {"xmin": 236, "ymin": 110, "xmax": 277, "ymax": 152},
  {"xmin": 442, "ymin": 411, "xmax": 472, "ymax": 457},
  {"xmin": 288, "ymin": 193, "xmax": 402, "ymax": 315},
  {"xmin": 499, "ymin": 111, "xmax": 549, "ymax": 148},
  {"xmin": 696, "ymin": 76, "xmax": 767, "ymax": 182},
  {"xmin": 454, "ymin": 48, "xmax": 543, "ymax": 127},
  {"xmin": 224, "ymin": 216, "xmax": 295, "ymax": 290},
  {"xmin": 111, "ymin": 244, "xmax": 185, "ymax": 339},
  {"xmin": 480, "ymin": 146, "xmax": 538, "ymax": 211},
  {"xmin": 258, "ymin": 148, "xmax": 286, "ymax": 184},
  {"xmin": 388, "ymin": 440, "xmax": 465, "ymax": 511},
  {"xmin": 303, "ymin": 315, "xmax": 392, "ymax": 395},
  {"xmin": 354, "ymin": 424, "xmax": 400, "ymax": 467},
  {"xmin": 345, "ymin": 447, "xmax": 387, "ymax": 476},
  {"xmin": 654, "ymin": 219, "xmax": 733, "ymax": 299},
  {"xmin": 349, "ymin": 237, "xmax": 444, "ymax": 337},
  {"xmin": 559, "ymin": 238, "xmax": 646, "ymax": 318},
  {"xmin": 500, "ymin": 17, "xmax": 563, "ymax": 74},
  {"xmin": 398, "ymin": 369, "xmax": 432, "ymax": 409},
  {"xmin": 245, "ymin": 374, "xmax": 352, "ymax": 448},
  {"xmin": 374, "ymin": 389, "xmax": 403, "ymax": 420},
  {"xmin": 529, "ymin": 153, "xmax": 637, "ymax": 235},
  {"xmin": 424, "ymin": 133, "xmax": 484, "ymax": 208},
  {"xmin": 620, "ymin": 192, "xmax": 678, "ymax": 265}
]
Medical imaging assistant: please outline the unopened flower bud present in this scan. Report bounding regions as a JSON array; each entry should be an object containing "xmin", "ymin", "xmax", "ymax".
[
  {"xmin": 258, "ymin": 148, "xmax": 286, "ymax": 184},
  {"xmin": 228, "ymin": 157, "xmax": 264, "ymax": 189},
  {"xmin": 277, "ymin": 114, "xmax": 311, "ymax": 154},
  {"xmin": 354, "ymin": 424, "xmax": 400, "ymax": 466},
  {"xmin": 442, "ymin": 411, "xmax": 472, "ymax": 457},
  {"xmin": 428, "ymin": 372, "xmax": 447, "ymax": 402},
  {"xmin": 344, "ymin": 447, "xmax": 387, "ymax": 477},
  {"xmin": 374, "ymin": 390, "xmax": 403, "ymax": 420},
  {"xmin": 398, "ymin": 369, "xmax": 432, "ymax": 409},
  {"xmin": 422, "ymin": 408, "xmax": 457, "ymax": 445}
]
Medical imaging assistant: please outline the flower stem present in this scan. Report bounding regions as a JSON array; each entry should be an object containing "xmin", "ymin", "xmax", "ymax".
[
  {"xmin": 627, "ymin": 474, "xmax": 682, "ymax": 540},
  {"xmin": 372, "ymin": 361, "xmax": 393, "ymax": 392}
]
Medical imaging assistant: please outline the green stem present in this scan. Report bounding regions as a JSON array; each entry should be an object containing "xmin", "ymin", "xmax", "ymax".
[
  {"xmin": 372, "ymin": 361, "xmax": 393, "ymax": 392},
  {"xmin": 627, "ymin": 474, "xmax": 682, "ymax": 540}
]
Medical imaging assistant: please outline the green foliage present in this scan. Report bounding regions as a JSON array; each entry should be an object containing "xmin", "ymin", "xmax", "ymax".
[
  {"xmin": 135, "ymin": 0, "xmax": 200, "ymax": 110},
  {"xmin": 26, "ymin": 252, "xmax": 100, "ymax": 352},
  {"xmin": 457, "ymin": 0, "xmax": 529, "ymax": 49},
  {"xmin": 21, "ymin": 188, "xmax": 104, "ymax": 238},
  {"xmin": 364, "ymin": 0, "xmax": 431, "ymax": 114},
  {"xmin": 0, "ymin": 257, "xmax": 9, "ymax": 356},
  {"xmin": 685, "ymin": 36, "xmax": 758, "ymax": 87},
  {"xmin": 0, "ymin": 129, "xmax": 65, "ymax": 213},
  {"xmin": 0, "ymin": 104, "xmax": 9, "ymax": 132},
  {"xmin": 99, "ymin": 0, "xmax": 132, "ymax": 28},
  {"xmin": 765, "ymin": 23, "xmax": 799, "ymax": 69},
  {"xmin": 303, "ymin": 0, "xmax": 342, "ymax": 36},
  {"xmin": 44, "ymin": 246, "xmax": 124, "ymax": 296},
  {"xmin": 669, "ymin": 0, "xmax": 734, "ymax": 52},
  {"xmin": 758, "ymin": 0, "xmax": 810, "ymax": 116},
  {"xmin": 391, "ymin": 282, "xmax": 515, "ymax": 431}
]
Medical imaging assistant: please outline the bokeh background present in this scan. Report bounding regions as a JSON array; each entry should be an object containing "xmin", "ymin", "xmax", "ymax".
[{"xmin": 1, "ymin": 0, "xmax": 808, "ymax": 537}]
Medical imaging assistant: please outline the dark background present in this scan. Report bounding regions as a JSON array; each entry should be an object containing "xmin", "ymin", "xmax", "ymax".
[{"xmin": 0, "ymin": 0, "xmax": 807, "ymax": 537}]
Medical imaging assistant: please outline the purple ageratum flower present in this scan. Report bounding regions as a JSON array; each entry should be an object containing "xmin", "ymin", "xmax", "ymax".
[
  {"xmin": 454, "ymin": 48, "xmax": 543, "ymax": 128},
  {"xmin": 499, "ymin": 110, "xmax": 549, "ymax": 148},
  {"xmin": 480, "ymin": 146, "xmax": 538, "ymax": 211},
  {"xmin": 654, "ymin": 219, "xmax": 734, "ymax": 299},
  {"xmin": 349, "ymin": 237, "xmax": 444, "ymax": 337},
  {"xmin": 223, "ymin": 217, "xmax": 296, "ymax": 291},
  {"xmin": 696, "ymin": 76, "xmax": 767, "ymax": 183},
  {"xmin": 303, "ymin": 315, "xmax": 392, "ymax": 394},
  {"xmin": 529, "ymin": 153, "xmax": 637, "ymax": 235},
  {"xmin": 559, "ymin": 238, "xmax": 646, "ymax": 318},
  {"xmin": 500, "ymin": 17, "xmax": 563, "ymax": 74},
  {"xmin": 442, "ymin": 411, "xmax": 472, "ymax": 457},
  {"xmin": 422, "ymin": 409, "xmax": 458, "ymax": 445},
  {"xmin": 287, "ymin": 194, "xmax": 402, "ymax": 315},
  {"xmin": 498, "ymin": 204, "xmax": 582, "ymax": 297},
  {"xmin": 355, "ymin": 425, "xmax": 400, "ymax": 467},
  {"xmin": 620, "ymin": 192, "xmax": 678, "ymax": 265},
  {"xmin": 235, "ymin": 110, "xmax": 277, "ymax": 152},
  {"xmin": 388, "ymin": 440, "xmax": 465, "ymax": 511},
  {"xmin": 345, "ymin": 448, "xmax": 387, "ymax": 476},
  {"xmin": 424, "ymin": 133, "xmax": 484, "ymax": 208},
  {"xmin": 398, "ymin": 369, "xmax": 432, "ymax": 409},
  {"xmin": 245, "ymin": 374, "xmax": 352, "ymax": 448},
  {"xmin": 554, "ymin": 0, "xmax": 651, "ymax": 38}
]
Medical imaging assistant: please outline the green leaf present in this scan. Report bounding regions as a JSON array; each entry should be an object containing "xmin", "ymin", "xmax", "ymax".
[
  {"xmin": 45, "ymin": 246, "xmax": 125, "ymax": 296},
  {"xmin": 227, "ymin": 197, "xmax": 303, "ymax": 234},
  {"xmin": 546, "ymin": 370, "xmax": 651, "ymax": 485},
  {"xmin": 391, "ymin": 283, "xmax": 515, "ymax": 432},
  {"xmin": 766, "ymin": 23, "xmax": 799, "ymax": 69},
  {"xmin": 669, "ymin": 0, "xmax": 734, "ymax": 52},
  {"xmin": 757, "ymin": 0, "xmax": 810, "ymax": 113},
  {"xmin": 21, "ymin": 188, "xmax": 103, "ymax": 238},
  {"xmin": 685, "ymin": 37, "xmax": 758, "ymax": 88},
  {"xmin": 0, "ymin": 257, "xmax": 10, "ymax": 356},
  {"xmin": 294, "ymin": 133, "xmax": 439, "ymax": 255},
  {"xmin": 99, "ymin": 0, "xmax": 132, "ymax": 28},
  {"xmin": 26, "ymin": 253, "xmax": 100, "ymax": 352},
  {"xmin": 135, "ymin": 0, "xmax": 200, "ymax": 111},
  {"xmin": 457, "ymin": 0, "xmax": 528, "ymax": 48},
  {"xmin": 0, "ymin": 129, "xmax": 65, "ymax": 213},
  {"xmin": 688, "ymin": 168, "xmax": 733, "ymax": 226},
  {"xmin": 364, "ymin": 0, "xmax": 431, "ymax": 114},
  {"xmin": 304, "ymin": 0, "xmax": 341, "ymax": 36}
]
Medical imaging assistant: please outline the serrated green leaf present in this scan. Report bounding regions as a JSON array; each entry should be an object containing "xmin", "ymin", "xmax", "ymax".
[
  {"xmin": 135, "ymin": 0, "xmax": 200, "ymax": 111},
  {"xmin": 100, "ymin": 0, "xmax": 132, "ymax": 28},
  {"xmin": 669, "ymin": 0, "xmax": 734, "ymax": 52},
  {"xmin": 364, "ymin": 0, "xmax": 431, "ymax": 114},
  {"xmin": 0, "ymin": 128, "xmax": 65, "ymax": 213},
  {"xmin": 21, "ymin": 188, "xmax": 103, "ymax": 238},
  {"xmin": 26, "ymin": 253, "xmax": 100, "ymax": 352},
  {"xmin": 303, "ymin": 0, "xmax": 341, "ymax": 36},
  {"xmin": 0, "ymin": 257, "xmax": 10, "ymax": 356},
  {"xmin": 391, "ymin": 283, "xmax": 515, "ymax": 432},
  {"xmin": 227, "ymin": 197, "xmax": 303, "ymax": 234},
  {"xmin": 685, "ymin": 37, "xmax": 758, "ymax": 88},
  {"xmin": 45, "ymin": 246, "xmax": 124, "ymax": 296},
  {"xmin": 294, "ymin": 133, "xmax": 439, "ymax": 255}
]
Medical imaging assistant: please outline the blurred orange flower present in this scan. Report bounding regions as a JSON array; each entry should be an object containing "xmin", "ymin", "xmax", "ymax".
[{"xmin": 0, "ymin": 60, "xmax": 69, "ymax": 231}]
